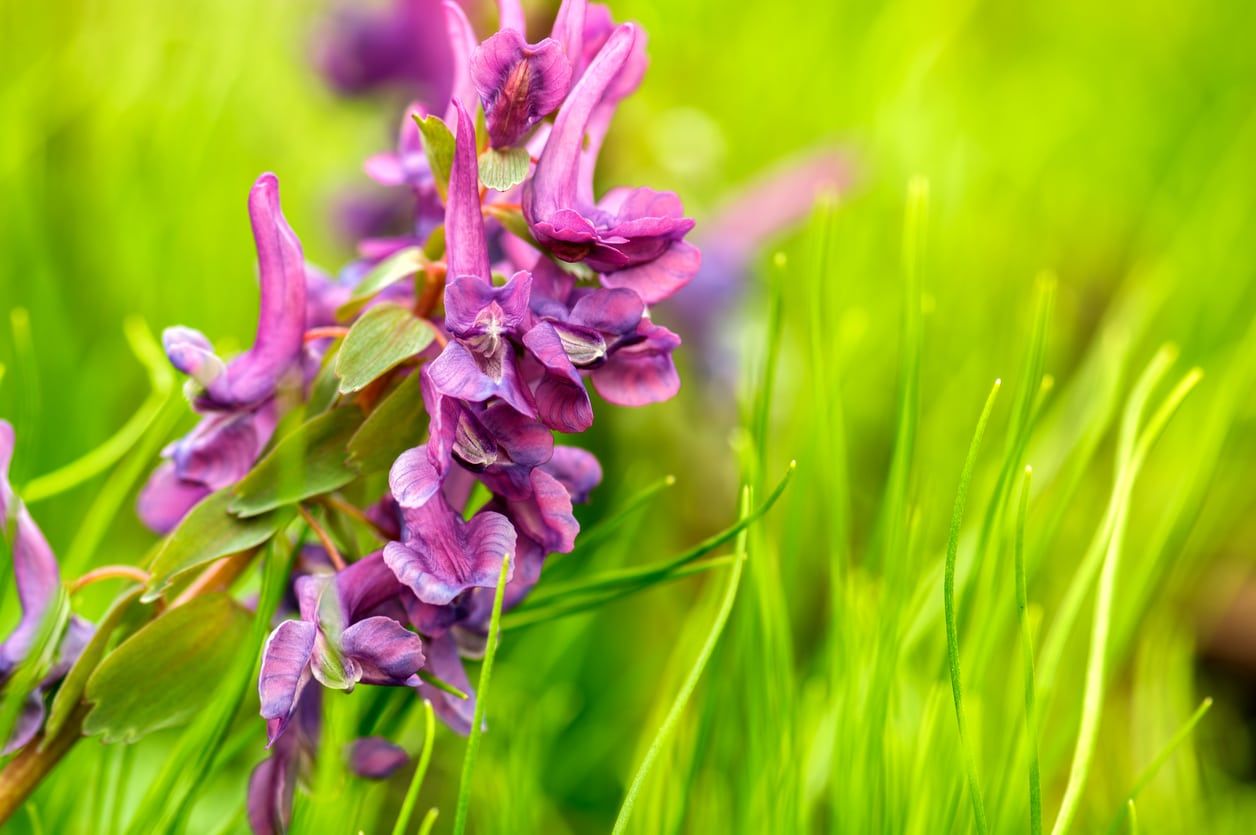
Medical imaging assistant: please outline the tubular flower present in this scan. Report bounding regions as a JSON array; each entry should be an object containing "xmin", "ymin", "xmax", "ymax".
[
  {"xmin": 0, "ymin": 421, "xmax": 93, "ymax": 752},
  {"xmin": 137, "ymin": 174, "xmax": 310, "ymax": 533}
]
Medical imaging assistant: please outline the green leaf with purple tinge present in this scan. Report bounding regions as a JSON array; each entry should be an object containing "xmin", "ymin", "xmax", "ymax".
[
  {"xmin": 229, "ymin": 407, "xmax": 363, "ymax": 517},
  {"xmin": 478, "ymin": 146, "xmax": 530, "ymax": 192},
  {"xmin": 415, "ymin": 113, "xmax": 455, "ymax": 200},
  {"xmin": 144, "ymin": 490, "xmax": 294, "ymax": 600},
  {"xmin": 83, "ymin": 593, "xmax": 251, "ymax": 743}
]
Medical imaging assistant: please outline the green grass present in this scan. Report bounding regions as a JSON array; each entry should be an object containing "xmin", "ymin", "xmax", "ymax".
[{"xmin": 4, "ymin": 0, "xmax": 1256, "ymax": 832}]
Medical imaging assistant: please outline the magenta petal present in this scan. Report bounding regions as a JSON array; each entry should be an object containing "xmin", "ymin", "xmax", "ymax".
[
  {"xmin": 135, "ymin": 462, "xmax": 212, "ymax": 535},
  {"xmin": 601, "ymin": 240, "xmax": 700, "ymax": 305},
  {"xmin": 443, "ymin": 270, "xmax": 533, "ymax": 338},
  {"xmin": 442, "ymin": 1, "xmax": 478, "ymax": 123},
  {"xmin": 472, "ymin": 30, "xmax": 572, "ymax": 148},
  {"xmin": 591, "ymin": 322, "xmax": 681, "ymax": 406},
  {"xmin": 350, "ymin": 737, "xmax": 409, "ymax": 779},
  {"xmin": 247, "ymin": 753, "xmax": 293, "ymax": 835},
  {"xmin": 526, "ymin": 24, "xmax": 637, "ymax": 221},
  {"xmin": 419, "ymin": 633, "xmax": 476, "ymax": 735},
  {"xmin": 0, "ymin": 422, "xmax": 66, "ymax": 675},
  {"xmin": 570, "ymin": 288, "xmax": 644, "ymax": 335},
  {"xmin": 385, "ymin": 497, "xmax": 516, "ymax": 605},
  {"xmin": 507, "ymin": 468, "xmax": 578, "ymax": 554},
  {"xmin": 390, "ymin": 446, "xmax": 443, "ymax": 510},
  {"xmin": 427, "ymin": 341, "xmax": 537, "ymax": 418},
  {"xmin": 523, "ymin": 323, "xmax": 594, "ymax": 432},
  {"xmin": 168, "ymin": 405, "xmax": 276, "ymax": 490},
  {"xmin": 543, "ymin": 446, "xmax": 602, "ymax": 503},
  {"xmin": 478, "ymin": 402, "xmax": 554, "ymax": 469},
  {"xmin": 340, "ymin": 616, "xmax": 425, "ymax": 685},
  {"xmin": 259, "ymin": 620, "xmax": 317, "ymax": 746},
  {"xmin": 446, "ymin": 101, "xmax": 491, "ymax": 283},
  {"xmin": 162, "ymin": 326, "xmax": 225, "ymax": 391},
  {"xmin": 550, "ymin": 0, "xmax": 588, "ymax": 68},
  {"xmin": 210, "ymin": 173, "xmax": 308, "ymax": 406}
]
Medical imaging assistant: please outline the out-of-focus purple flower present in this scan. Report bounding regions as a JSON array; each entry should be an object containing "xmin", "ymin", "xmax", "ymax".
[
  {"xmin": 472, "ymin": 30, "xmax": 572, "ymax": 148},
  {"xmin": 416, "ymin": 632, "xmax": 476, "ymax": 734},
  {"xmin": 672, "ymin": 149, "xmax": 852, "ymax": 384},
  {"xmin": 138, "ymin": 174, "xmax": 309, "ymax": 533},
  {"xmin": 314, "ymin": 0, "xmax": 455, "ymax": 101},
  {"xmin": 259, "ymin": 554, "xmax": 424, "ymax": 745},
  {"xmin": 349, "ymin": 736, "xmax": 409, "ymax": 779},
  {"xmin": 249, "ymin": 686, "xmax": 320, "ymax": 835},
  {"xmin": 524, "ymin": 23, "xmax": 697, "ymax": 304},
  {"xmin": 0, "ymin": 421, "xmax": 93, "ymax": 752}
]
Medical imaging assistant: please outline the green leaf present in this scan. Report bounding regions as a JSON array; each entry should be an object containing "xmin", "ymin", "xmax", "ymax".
[
  {"xmin": 478, "ymin": 146, "xmax": 530, "ymax": 192},
  {"xmin": 229, "ymin": 407, "xmax": 363, "ymax": 517},
  {"xmin": 145, "ymin": 490, "xmax": 294, "ymax": 600},
  {"xmin": 415, "ymin": 114, "xmax": 455, "ymax": 200},
  {"xmin": 43, "ymin": 587, "xmax": 149, "ymax": 741},
  {"xmin": 483, "ymin": 204, "xmax": 537, "ymax": 247},
  {"xmin": 335, "ymin": 303, "xmax": 434, "ymax": 394},
  {"xmin": 83, "ymin": 593, "xmax": 251, "ymax": 743},
  {"xmin": 336, "ymin": 247, "xmax": 426, "ymax": 320},
  {"xmin": 423, "ymin": 224, "xmax": 446, "ymax": 261},
  {"xmin": 347, "ymin": 376, "xmax": 429, "ymax": 474}
]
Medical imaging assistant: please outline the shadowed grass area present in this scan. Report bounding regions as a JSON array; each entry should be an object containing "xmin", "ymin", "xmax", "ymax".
[{"xmin": 3, "ymin": 0, "xmax": 1256, "ymax": 832}]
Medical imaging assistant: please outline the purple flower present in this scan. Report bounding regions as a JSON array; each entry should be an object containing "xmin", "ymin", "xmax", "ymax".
[
  {"xmin": 523, "ymin": 23, "xmax": 698, "ymax": 304},
  {"xmin": 349, "ymin": 736, "xmax": 409, "ymax": 779},
  {"xmin": 0, "ymin": 421, "xmax": 93, "ymax": 752},
  {"xmin": 472, "ymin": 29, "xmax": 572, "ymax": 148},
  {"xmin": 383, "ymin": 490, "xmax": 516, "ymax": 606},
  {"xmin": 259, "ymin": 554, "xmax": 425, "ymax": 745},
  {"xmin": 249, "ymin": 686, "xmax": 319, "ymax": 835},
  {"xmin": 138, "ymin": 174, "xmax": 308, "ymax": 533},
  {"xmin": 313, "ymin": 0, "xmax": 454, "ymax": 101}
]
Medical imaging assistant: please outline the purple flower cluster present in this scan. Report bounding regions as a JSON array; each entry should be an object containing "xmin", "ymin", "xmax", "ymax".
[{"xmin": 117, "ymin": 2, "xmax": 695, "ymax": 831}]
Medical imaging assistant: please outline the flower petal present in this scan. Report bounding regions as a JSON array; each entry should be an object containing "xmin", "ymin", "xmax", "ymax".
[
  {"xmin": 350, "ymin": 737, "xmax": 409, "ymax": 779},
  {"xmin": 446, "ymin": 100, "xmax": 492, "ymax": 283},
  {"xmin": 522, "ymin": 323, "xmax": 594, "ymax": 433},
  {"xmin": 258, "ymin": 619, "xmax": 317, "ymax": 746},
  {"xmin": 506, "ymin": 468, "xmax": 578, "ymax": 554},
  {"xmin": 570, "ymin": 287, "xmax": 644, "ymax": 336},
  {"xmin": 210, "ymin": 173, "xmax": 308, "ymax": 406},
  {"xmin": 600, "ymin": 240, "xmax": 700, "ymax": 305},
  {"xmin": 161, "ymin": 326, "xmax": 226, "ymax": 391},
  {"xmin": 472, "ymin": 30, "xmax": 572, "ymax": 148},
  {"xmin": 385, "ymin": 497, "xmax": 516, "ymax": 605},
  {"xmin": 427, "ymin": 341, "xmax": 537, "ymax": 418},
  {"xmin": 525, "ymin": 24, "xmax": 637, "ymax": 223},
  {"xmin": 543, "ymin": 446, "xmax": 602, "ymax": 504},
  {"xmin": 390, "ymin": 445, "xmax": 443, "ymax": 510},
  {"xmin": 135, "ymin": 462, "xmax": 213, "ymax": 534},
  {"xmin": 591, "ymin": 322, "xmax": 681, "ymax": 406},
  {"xmin": 341, "ymin": 616, "xmax": 426, "ymax": 685},
  {"xmin": 418, "ymin": 633, "xmax": 476, "ymax": 735}
]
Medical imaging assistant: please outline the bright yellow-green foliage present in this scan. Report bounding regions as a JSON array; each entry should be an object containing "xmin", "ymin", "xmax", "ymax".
[{"xmin": 3, "ymin": 0, "xmax": 1256, "ymax": 833}]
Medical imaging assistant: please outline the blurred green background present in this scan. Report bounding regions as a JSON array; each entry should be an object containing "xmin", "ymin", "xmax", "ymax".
[{"xmin": 3, "ymin": 0, "xmax": 1256, "ymax": 832}]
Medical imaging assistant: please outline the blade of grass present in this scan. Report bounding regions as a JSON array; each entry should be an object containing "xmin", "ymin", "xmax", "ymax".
[
  {"xmin": 1049, "ymin": 367, "xmax": 1203, "ymax": 835},
  {"xmin": 520, "ymin": 462, "xmax": 794, "ymax": 611},
  {"xmin": 1104, "ymin": 698, "xmax": 1212, "ymax": 835},
  {"xmin": 452, "ymin": 552, "xmax": 510, "ymax": 835},
  {"xmin": 876, "ymin": 177, "xmax": 927, "ymax": 570},
  {"xmin": 558, "ymin": 474, "xmax": 676, "ymax": 560},
  {"xmin": 418, "ymin": 808, "xmax": 440, "ymax": 835},
  {"xmin": 944, "ymin": 378, "xmax": 1002, "ymax": 835},
  {"xmin": 1014, "ymin": 466, "xmax": 1042, "ymax": 835},
  {"xmin": 22, "ymin": 317, "xmax": 174, "ymax": 503},
  {"xmin": 611, "ymin": 486, "xmax": 751, "ymax": 835},
  {"xmin": 391, "ymin": 699, "xmax": 436, "ymax": 835}
]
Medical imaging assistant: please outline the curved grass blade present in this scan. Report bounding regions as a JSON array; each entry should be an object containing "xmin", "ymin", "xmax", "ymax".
[
  {"xmin": 611, "ymin": 487, "xmax": 751, "ymax": 835},
  {"xmin": 22, "ymin": 317, "xmax": 174, "ymax": 503},
  {"xmin": 943, "ymin": 378, "xmax": 1002, "ymax": 835},
  {"xmin": 391, "ymin": 700, "xmax": 436, "ymax": 835},
  {"xmin": 1014, "ymin": 466, "xmax": 1042, "ymax": 835},
  {"xmin": 1050, "ymin": 367, "xmax": 1203, "ymax": 835},
  {"xmin": 452, "ymin": 553, "xmax": 510, "ymax": 835},
  {"xmin": 558, "ymin": 474, "xmax": 676, "ymax": 561},
  {"xmin": 417, "ymin": 808, "xmax": 440, "ymax": 835},
  {"xmin": 523, "ymin": 462, "xmax": 794, "ymax": 611},
  {"xmin": 1104, "ymin": 698, "xmax": 1212, "ymax": 835}
]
